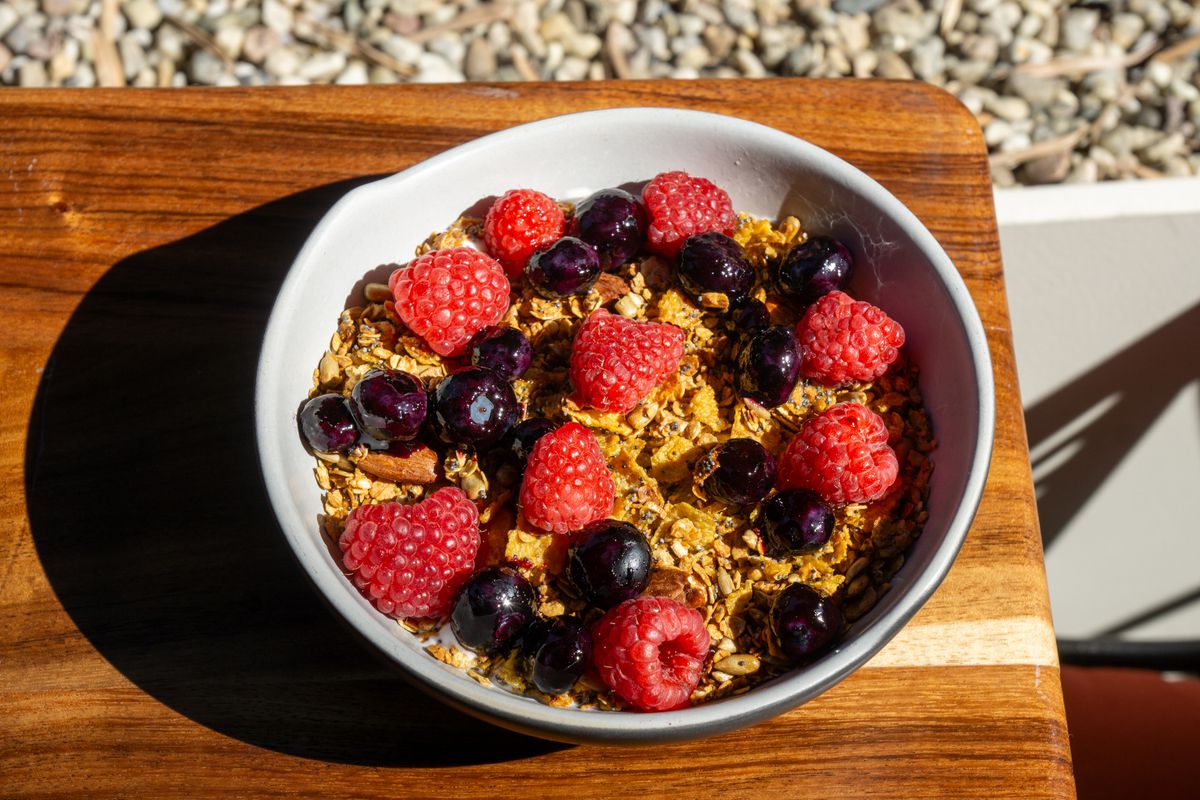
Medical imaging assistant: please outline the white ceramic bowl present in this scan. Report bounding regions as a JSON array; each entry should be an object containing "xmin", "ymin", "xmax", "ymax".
[{"xmin": 256, "ymin": 108, "xmax": 994, "ymax": 744}]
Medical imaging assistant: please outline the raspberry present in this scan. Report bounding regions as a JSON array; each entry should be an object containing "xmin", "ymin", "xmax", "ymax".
[
  {"xmin": 520, "ymin": 422, "xmax": 614, "ymax": 534},
  {"xmin": 389, "ymin": 247, "xmax": 511, "ymax": 358},
  {"xmin": 569, "ymin": 308, "xmax": 685, "ymax": 413},
  {"xmin": 795, "ymin": 290, "xmax": 905, "ymax": 385},
  {"xmin": 591, "ymin": 596, "xmax": 710, "ymax": 712},
  {"xmin": 776, "ymin": 402, "xmax": 899, "ymax": 504},
  {"xmin": 483, "ymin": 189, "xmax": 566, "ymax": 278},
  {"xmin": 641, "ymin": 171, "xmax": 737, "ymax": 259},
  {"xmin": 339, "ymin": 487, "xmax": 481, "ymax": 619}
]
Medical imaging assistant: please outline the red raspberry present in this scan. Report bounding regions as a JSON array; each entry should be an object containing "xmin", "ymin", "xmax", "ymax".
[
  {"xmin": 641, "ymin": 171, "xmax": 737, "ymax": 258},
  {"xmin": 796, "ymin": 290, "xmax": 905, "ymax": 385},
  {"xmin": 339, "ymin": 487, "xmax": 481, "ymax": 619},
  {"xmin": 569, "ymin": 308, "xmax": 685, "ymax": 413},
  {"xmin": 389, "ymin": 247, "xmax": 511, "ymax": 358},
  {"xmin": 776, "ymin": 402, "xmax": 899, "ymax": 504},
  {"xmin": 591, "ymin": 596, "xmax": 711, "ymax": 712},
  {"xmin": 483, "ymin": 189, "xmax": 566, "ymax": 278},
  {"xmin": 520, "ymin": 422, "xmax": 614, "ymax": 534}
]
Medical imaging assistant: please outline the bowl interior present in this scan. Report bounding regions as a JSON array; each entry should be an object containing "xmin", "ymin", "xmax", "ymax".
[{"xmin": 256, "ymin": 108, "xmax": 993, "ymax": 743}]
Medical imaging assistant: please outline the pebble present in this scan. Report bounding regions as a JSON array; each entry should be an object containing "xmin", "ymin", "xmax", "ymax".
[
  {"xmin": 190, "ymin": 49, "xmax": 226, "ymax": 84},
  {"xmin": 985, "ymin": 94, "xmax": 1031, "ymax": 122},
  {"xmin": 299, "ymin": 50, "xmax": 345, "ymax": 82},
  {"xmin": 414, "ymin": 51, "xmax": 462, "ymax": 83},
  {"xmin": 1060, "ymin": 8, "xmax": 1099, "ymax": 52},
  {"xmin": 874, "ymin": 48, "xmax": 913, "ymax": 80},
  {"xmin": 1019, "ymin": 150, "xmax": 1071, "ymax": 183},
  {"xmin": 263, "ymin": 45, "xmax": 300, "ymax": 78},
  {"xmin": 1110, "ymin": 13, "xmax": 1145, "ymax": 49},
  {"xmin": 0, "ymin": 5, "xmax": 17, "ymax": 40},
  {"xmin": 464, "ymin": 37, "xmax": 496, "ymax": 81},
  {"xmin": 1007, "ymin": 73, "xmax": 1063, "ymax": 108},
  {"xmin": 0, "ymin": 0, "xmax": 1193, "ymax": 187},
  {"xmin": 910, "ymin": 35, "xmax": 944, "ymax": 81},
  {"xmin": 122, "ymin": 0, "xmax": 161, "ymax": 31},
  {"xmin": 19, "ymin": 57, "xmax": 46, "ymax": 86}
]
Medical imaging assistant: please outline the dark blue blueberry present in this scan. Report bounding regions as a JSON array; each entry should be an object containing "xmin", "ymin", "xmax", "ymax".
[
  {"xmin": 697, "ymin": 438, "xmax": 776, "ymax": 505},
  {"xmin": 433, "ymin": 367, "xmax": 519, "ymax": 448},
  {"xmin": 508, "ymin": 417, "xmax": 558, "ymax": 463},
  {"xmin": 770, "ymin": 583, "xmax": 843, "ymax": 663},
  {"xmin": 451, "ymin": 566, "xmax": 537, "ymax": 655},
  {"xmin": 677, "ymin": 232, "xmax": 755, "ymax": 305},
  {"xmin": 775, "ymin": 236, "xmax": 853, "ymax": 305},
  {"xmin": 467, "ymin": 325, "xmax": 533, "ymax": 380},
  {"xmin": 349, "ymin": 369, "xmax": 427, "ymax": 442},
  {"xmin": 521, "ymin": 616, "xmax": 593, "ymax": 695},
  {"xmin": 527, "ymin": 236, "xmax": 602, "ymax": 298},
  {"xmin": 573, "ymin": 188, "xmax": 647, "ymax": 269},
  {"xmin": 729, "ymin": 297, "xmax": 770, "ymax": 335},
  {"xmin": 298, "ymin": 393, "xmax": 359, "ymax": 454},
  {"xmin": 567, "ymin": 519, "xmax": 652, "ymax": 609},
  {"xmin": 736, "ymin": 325, "xmax": 802, "ymax": 408},
  {"xmin": 757, "ymin": 490, "xmax": 835, "ymax": 557}
]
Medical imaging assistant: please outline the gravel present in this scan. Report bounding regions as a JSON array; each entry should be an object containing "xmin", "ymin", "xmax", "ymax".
[{"xmin": 2, "ymin": 0, "xmax": 1199, "ymax": 185}]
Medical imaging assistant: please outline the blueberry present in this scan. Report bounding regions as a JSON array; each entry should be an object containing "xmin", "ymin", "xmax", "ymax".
[
  {"xmin": 775, "ymin": 236, "xmax": 853, "ymax": 305},
  {"xmin": 677, "ymin": 232, "xmax": 755, "ymax": 306},
  {"xmin": 521, "ymin": 616, "xmax": 593, "ymax": 695},
  {"xmin": 729, "ymin": 297, "xmax": 770, "ymax": 335},
  {"xmin": 696, "ymin": 438, "xmax": 776, "ymax": 506},
  {"xmin": 508, "ymin": 417, "xmax": 558, "ymax": 463},
  {"xmin": 298, "ymin": 393, "xmax": 359, "ymax": 454},
  {"xmin": 757, "ymin": 490, "xmax": 835, "ymax": 557},
  {"xmin": 451, "ymin": 566, "xmax": 537, "ymax": 655},
  {"xmin": 349, "ymin": 369, "xmax": 428, "ymax": 443},
  {"xmin": 433, "ymin": 367, "xmax": 520, "ymax": 448},
  {"xmin": 527, "ymin": 236, "xmax": 602, "ymax": 298},
  {"xmin": 770, "ymin": 583, "xmax": 843, "ymax": 664},
  {"xmin": 567, "ymin": 519, "xmax": 652, "ymax": 609},
  {"xmin": 573, "ymin": 188, "xmax": 646, "ymax": 269},
  {"xmin": 467, "ymin": 325, "xmax": 532, "ymax": 380},
  {"xmin": 736, "ymin": 325, "xmax": 802, "ymax": 408}
]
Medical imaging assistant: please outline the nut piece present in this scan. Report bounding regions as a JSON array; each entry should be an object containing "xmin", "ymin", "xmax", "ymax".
[
  {"xmin": 644, "ymin": 567, "xmax": 706, "ymax": 608},
  {"xmin": 364, "ymin": 282, "xmax": 393, "ymax": 302},
  {"xmin": 355, "ymin": 446, "xmax": 439, "ymax": 484},
  {"xmin": 713, "ymin": 653, "xmax": 761, "ymax": 676},
  {"xmin": 592, "ymin": 272, "xmax": 630, "ymax": 304},
  {"xmin": 317, "ymin": 351, "xmax": 342, "ymax": 387}
]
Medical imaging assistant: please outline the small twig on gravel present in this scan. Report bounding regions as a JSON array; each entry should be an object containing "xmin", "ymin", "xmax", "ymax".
[
  {"xmin": 93, "ymin": 0, "xmax": 125, "ymax": 87},
  {"xmin": 403, "ymin": 0, "xmax": 515, "ymax": 45},
  {"xmin": 165, "ymin": 14, "xmax": 235, "ymax": 70},
  {"xmin": 988, "ymin": 125, "xmax": 1089, "ymax": 169},
  {"xmin": 297, "ymin": 13, "xmax": 417, "ymax": 76},
  {"xmin": 1133, "ymin": 162, "xmax": 1166, "ymax": 179},
  {"xmin": 605, "ymin": 23, "xmax": 630, "ymax": 80},
  {"xmin": 510, "ymin": 46, "xmax": 540, "ymax": 81},
  {"xmin": 1009, "ymin": 39, "xmax": 1159, "ymax": 79},
  {"xmin": 1150, "ymin": 32, "xmax": 1200, "ymax": 64}
]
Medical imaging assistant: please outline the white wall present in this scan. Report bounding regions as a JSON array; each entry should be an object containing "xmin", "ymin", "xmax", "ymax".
[{"xmin": 996, "ymin": 177, "xmax": 1200, "ymax": 640}]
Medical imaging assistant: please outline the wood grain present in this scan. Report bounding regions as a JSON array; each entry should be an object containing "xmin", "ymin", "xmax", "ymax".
[{"xmin": 0, "ymin": 80, "xmax": 1074, "ymax": 799}]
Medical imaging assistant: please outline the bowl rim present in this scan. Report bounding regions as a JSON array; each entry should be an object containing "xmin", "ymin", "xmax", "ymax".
[{"xmin": 255, "ymin": 106, "xmax": 995, "ymax": 744}]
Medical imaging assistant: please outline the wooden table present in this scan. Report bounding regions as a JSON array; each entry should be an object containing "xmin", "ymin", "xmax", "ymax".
[{"xmin": 0, "ymin": 80, "xmax": 1074, "ymax": 798}]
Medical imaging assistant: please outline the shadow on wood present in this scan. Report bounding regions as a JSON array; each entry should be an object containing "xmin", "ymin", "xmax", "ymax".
[{"xmin": 23, "ymin": 179, "xmax": 565, "ymax": 767}]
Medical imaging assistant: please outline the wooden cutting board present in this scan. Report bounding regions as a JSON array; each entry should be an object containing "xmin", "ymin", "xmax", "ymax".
[{"xmin": 0, "ymin": 79, "xmax": 1074, "ymax": 799}]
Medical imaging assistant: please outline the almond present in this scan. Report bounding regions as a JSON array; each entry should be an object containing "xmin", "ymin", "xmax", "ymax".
[{"xmin": 355, "ymin": 446, "xmax": 439, "ymax": 484}]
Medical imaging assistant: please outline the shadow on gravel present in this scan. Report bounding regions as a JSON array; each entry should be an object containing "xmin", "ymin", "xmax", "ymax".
[{"xmin": 24, "ymin": 178, "xmax": 565, "ymax": 767}]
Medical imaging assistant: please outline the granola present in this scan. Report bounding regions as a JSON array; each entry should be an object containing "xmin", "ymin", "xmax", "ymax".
[{"xmin": 307, "ymin": 210, "xmax": 934, "ymax": 710}]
